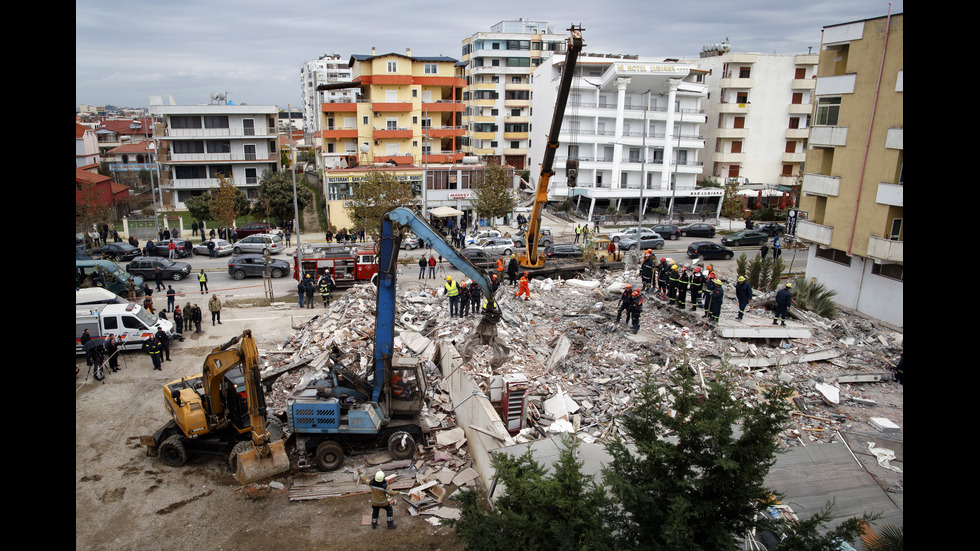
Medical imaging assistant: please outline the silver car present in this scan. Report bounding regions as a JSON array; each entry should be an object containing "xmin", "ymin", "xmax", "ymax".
[
  {"xmin": 618, "ymin": 231, "xmax": 665, "ymax": 251},
  {"xmin": 232, "ymin": 233, "xmax": 284, "ymax": 255},
  {"xmin": 464, "ymin": 237, "xmax": 516, "ymax": 256},
  {"xmin": 194, "ymin": 238, "xmax": 234, "ymax": 257}
]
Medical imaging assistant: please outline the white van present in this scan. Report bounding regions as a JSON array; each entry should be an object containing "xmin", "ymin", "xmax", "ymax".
[
  {"xmin": 76, "ymin": 288, "xmax": 129, "ymax": 306},
  {"xmin": 76, "ymin": 303, "xmax": 175, "ymax": 354}
]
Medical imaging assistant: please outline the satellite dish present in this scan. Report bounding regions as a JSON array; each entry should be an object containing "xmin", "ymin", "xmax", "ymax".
[{"xmin": 360, "ymin": 143, "xmax": 370, "ymax": 153}]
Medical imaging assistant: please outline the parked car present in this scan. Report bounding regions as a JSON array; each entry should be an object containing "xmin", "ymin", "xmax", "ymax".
[
  {"xmin": 609, "ymin": 226, "xmax": 655, "ymax": 244},
  {"xmin": 464, "ymin": 237, "xmax": 516, "ymax": 257},
  {"xmin": 233, "ymin": 233, "xmax": 284, "ymax": 255},
  {"xmin": 686, "ymin": 241, "xmax": 734, "ymax": 260},
  {"xmin": 651, "ymin": 224, "xmax": 681, "ymax": 240},
  {"xmin": 618, "ymin": 232, "xmax": 665, "ymax": 251},
  {"xmin": 679, "ymin": 223, "xmax": 716, "ymax": 238},
  {"xmin": 194, "ymin": 238, "xmax": 234, "ymax": 257},
  {"xmin": 755, "ymin": 223, "xmax": 786, "ymax": 237},
  {"xmin": 466, "ymin": 229, "xmax": 503, "ymax": 246},
  {"xmin": 721, "ymin": 230, "xmax": 770, "ymax": 247},
  {"xmin": 235, "ymin": 222, "xmax": 272, "ymax": 239},
  {"xmin": 227, "ymin": 254, "xmax": 291, "ymax": 279},
  {"xmin": 126, "ymin": 257, "xmax": 192, "ymax": 281},
  {"xmin": 544, "ymin": 244, "xmax": 584, "ymax": 259},
  {"xmin": 97, "ymin": 242, "xmax": 141, "ymax": 261},
  {"xmin": 459, "ymin": 249, "xmax": 495, "ymax": 269},
  {"xmin": 511, "ymin": 226, "xmax": 554, "ymax": 248},
  {"xmin": 146, "ymin": 239, "xmax": 189, "ymax": 258},
  {"xmin": 401, "ymin": 234, "xmax": 423, "ymax": 250}
]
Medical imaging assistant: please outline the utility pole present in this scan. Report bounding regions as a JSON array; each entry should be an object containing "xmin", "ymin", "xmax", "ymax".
[{"xmin": 288, "ymin": 104, "xmax": 304, "ymax": 279}]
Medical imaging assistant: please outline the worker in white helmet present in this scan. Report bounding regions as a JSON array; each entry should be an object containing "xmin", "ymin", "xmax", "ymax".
[{"xmin": 369, "ymin": 470, "xmax": 399, "ymax": 529}]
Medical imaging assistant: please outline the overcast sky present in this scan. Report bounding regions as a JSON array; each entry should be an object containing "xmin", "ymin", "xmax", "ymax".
[{"xmin": 76, "ymin": 0, "xmax": 902, "ymax": 109}]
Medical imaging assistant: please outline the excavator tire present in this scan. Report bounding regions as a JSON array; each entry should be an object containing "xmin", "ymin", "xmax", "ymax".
[
  {"xmin": 159, "ymin": 435, "xmax": 188, "ymax": 467},
  {"xmin": 315, "ymin": 440, "xmax": 345, "ymax": 471},
  {"xmin": 228, "ymin": 441, "xmax": 252, "ymax": 472},
  {"xmin": 387, "ymin": 431, "xmax": 415, "ymax": 460}
]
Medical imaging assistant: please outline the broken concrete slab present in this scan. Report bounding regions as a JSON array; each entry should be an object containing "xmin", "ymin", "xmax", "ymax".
[
  {"xmin": 714, "ymin": 317, "xmax": 812, "ymax": 339},
  {"xmin": 869, "ymin": 417, "xmax": 901, "ymax": 434}
]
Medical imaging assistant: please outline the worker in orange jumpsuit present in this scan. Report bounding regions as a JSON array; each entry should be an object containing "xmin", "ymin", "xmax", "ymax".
[{"xmin": 516, "ymin": 271, "xmax": 531, "ymax": 300}]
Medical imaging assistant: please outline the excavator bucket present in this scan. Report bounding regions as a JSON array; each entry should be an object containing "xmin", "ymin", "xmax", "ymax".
[{"xmin": 234, "ymin": 440, "xmax": 290, "ymax": 484}]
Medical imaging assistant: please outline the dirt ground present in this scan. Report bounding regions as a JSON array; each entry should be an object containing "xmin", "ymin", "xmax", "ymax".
[{"xmin": 75, "ymin": 301, "xmax": 468, "ymax": 551}]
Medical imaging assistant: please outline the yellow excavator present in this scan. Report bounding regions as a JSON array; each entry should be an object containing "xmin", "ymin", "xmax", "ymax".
[{"xmin": 140, "ymin": 329, "xmax": 290, "ymax": 484}]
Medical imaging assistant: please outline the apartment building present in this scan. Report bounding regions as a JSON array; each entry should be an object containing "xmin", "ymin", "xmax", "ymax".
[
  {"xmin": 460, "ymin": 19, "xmax": 568, "ymax": 169},
  {"xmin": 150, "ymin": 98, "xmax": 280, "ymax": 208},
  {"xmin": 316, "ymin": 49, "xmax": 465, "ymax": 199},
  {"xmin": 529, "ymin": 53, "xmax": 717, "ymax": 222},
  {"xmin": 300, "ymin": 53, "xmax": 357, "ymax": 140},
  {"xmin": 797, "ymin": 12, "xmax": 903, "ymax": 327},
  {"xmin": 695, "ymin": 45, "xmax": 819, "ymax": 198}
]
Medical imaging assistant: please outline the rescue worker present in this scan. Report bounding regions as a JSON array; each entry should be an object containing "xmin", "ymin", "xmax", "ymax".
[
  {"xmin": 574, "ymin": 224, "xmax": 581, "ymax": 243},
  {"xmin": 676, "ymin": 267, "xmax": 690, "ymax": 309},
  {"xmin": 318, "ymin": 272, "xmax": 335, "ymax": 307},
  {"xmin": 773, "ymin": 282, "xmax": 793, "ymax": 326},
  {"xmin": 496, "ymin": 256, "xmax": 505, "ymax": 279},
  {"xmin": 469, "ymin": 280, "xmax": 482, "ymax": 314},
  {"xmin": 689, "ymin": 267, "xmax": 704, "ymax": 312},
  {"xmin": 489, "ymin": 273, "xmax": 500, "ymax": 295},
  {"xmin": 143, "ymin": 333, "xmax": 164, "ymax": 371},
  {"xmin": 297, "ymin": 276, "xmax": 308, "ymax": 308},
  {"xmin": 444, "ymin": 276, "xmax": 460, "ymax": 317},
  {"xmin": 516, "ymin": 271, "xmax": 531, "ymax": 301},
  {"xmin": 668, "ymin": 264, "xmax": 682, "ymax": 305},
  {"xmin": 507, "ymin": 254, "xmax": 520, "ymax": 286},
  {"xmin": 369, "ymin": 470, "xmax": 399, "ymax": 530},
  {"xmin": 155, "ymin": 327, "xmax": 171, "ymax": 362},
  {"xmin": 702, "ymin": 276, "xmax": 716, "ymax": 319},
  {"xmin": 459, "ymin": 281, "xmax": 471, "ymax": 317},
  {"xmin": 735, "ymin": 276, "xmax": 753, "ymax": 320},
  {"xmin": 304, "ymin": 273, "xmax": 316, "ymax": 309},
  {"xmin": 708, "ymin": 279, "xmax": 724, "ymax": 324},
  {"xmin": 616, "ymin": 284, "xmax": 633, "ymax": 324},
  {"xmin": 628, "ymin": 289, "xmax": 644, "ymax": 334},
  {"xmin": 656, "ymin": 258, "xmax": 670, "ymax": 300},
  {"xmin": 639, "ymin": 251, "xmax": 655, "ymax": 294}
]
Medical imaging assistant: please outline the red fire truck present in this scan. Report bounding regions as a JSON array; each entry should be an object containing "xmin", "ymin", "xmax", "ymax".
[{"xmin": 292, "ymin": 246, "xmax": 379, "ymax": 287}]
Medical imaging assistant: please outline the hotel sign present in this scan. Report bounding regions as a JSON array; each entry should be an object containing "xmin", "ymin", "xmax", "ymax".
[{"xmin": 615, "ymin": 63, "xmax": 687, "ymax": 74}]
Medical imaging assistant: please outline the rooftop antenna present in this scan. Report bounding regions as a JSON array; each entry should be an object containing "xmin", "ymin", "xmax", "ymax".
[{"xmin": 209, "ymin": 92, "xmax": 229, "ymax": 105}]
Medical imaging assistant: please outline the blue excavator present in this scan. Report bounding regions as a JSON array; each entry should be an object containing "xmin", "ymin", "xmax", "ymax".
[{"xmin": 285, "ymin": 207, "xmax": 507, "ymax": 471}]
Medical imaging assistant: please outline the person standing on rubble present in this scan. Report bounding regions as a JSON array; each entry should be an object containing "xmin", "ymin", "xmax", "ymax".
[
  {"xmin": 628, "ymin": 289, "xmax": 644, "ymax": 334},
  {"xmin": 689, "ymin": 267, "xmax": 704, "ymax": 312},
  {"xmin": 489, "ymin": 273, "xmax": 500, "ymax": 295},
  {"xmin": 616, "ymin": 284, "xmax": 634, "ymax": 324},
  {"xmin": 707, "ymin": 279, "xmax": 724, "ymax": 324},
  {"xmin": 469, "ymin": 280, "xmax": 482, "ymax": 314},
  {"xmin": 444, "ymin": 276, "xmax": 460, "ymax": 317},
  {"xmin": 656, "ymin": 257, "xmax": 670, "ymax": 300},
  {"xmin": 507, "ymin": 254, "xmax": 520, "ymax": 286},
  {"xmin": 667, "ymin": 264, "xmax": 680, "ymax": 305},
  {"xmin": 639, "ymin": 251, "xmax": 655, "ymax": 294},
  {"xmin": 459, "ymin": 281, "xmax": 471, "ymax": 317},
  {"xmin": 773, "ymin": 282, "xmax": 793, "ymax": 326},
  {"xmin": 516, "ymin": 271, "xmax": 531, "ymax": 301},
  {"xmin": 735, "ymin": 276, "xmax": 753, "ymax": 320},
  {"xmin": 369, "ymin": 470, "xmax": 398, "ymax": 529},
  {"xmin": 676, "ymin": 267, "xmax": 690, "ymax": 309},
  {"xmin": 496, "ymin": 256, "xmax": 506, "ymax": 280}
]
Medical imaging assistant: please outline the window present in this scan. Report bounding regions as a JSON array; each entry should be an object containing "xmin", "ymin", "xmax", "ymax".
[
  {"xmin": 170, "ymin": 116, "xmax": 201, "ymax": 129},
  {"xmin": 815, "ymin": 246, "xmax": 852, "ymax": 266},
  {"xmin": 245, "ymin": 168, "xmax": 257, "ymax": 184},
  {"xmin": 387, "ymin": 61, "xmax": 397, "ymax": 72},
  {"xmin": 203, "ymin": 116, "xmax": 229, "ymax": 128},
  {"xmin": 785, "ymin": 141, "xmax": 796, "ymax": 153},
  {"xmin": 791, "ymin": 92, "xmax": 803, "ymax": 104},
  {"xmin": 739, "ymin": 66, "xmax": 751, "ymax": 78},
  {"xmin": 815, "ymin": 97, "xmax": 841, "ymax": 125},
  {"xmin": 172, "ymin": 141, "xmax": 204, "ymax": 154},
  {"xmin": 731, "ymin": 141, "xmax": 742, "ymax": 153},
  {"xmin": 795, "ymin": 67, "xmax": 806, "ymax": 79},
  {"xmin": 789, "ymin": 117, "xmax": 801, "ymax": 129},
  {"xmin": 782, "ymin": 164, "xmax": 793, "ymax": 176},
  {"xmin": 424, "ymin": 63, "xmax": 437, "ymax": 74},
  {"xmin": 511, "ymin": 141, "xmax": 520, "ymax": 149},
  {"xmin": 736, "ymin": 92, "xmax": 748, "ymax": 103},
  {"xmin": 207, "ymin": 141, "xmax": 231, "ymax": 154},
  {"xmin": 872, "ymin": 262, "xmax": 903, "ymax": 281}
]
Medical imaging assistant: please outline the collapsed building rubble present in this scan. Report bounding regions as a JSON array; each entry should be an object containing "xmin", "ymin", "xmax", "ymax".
[{"xmin": 256, "ymin": 263, "xmax": 903, "ymax": 502}]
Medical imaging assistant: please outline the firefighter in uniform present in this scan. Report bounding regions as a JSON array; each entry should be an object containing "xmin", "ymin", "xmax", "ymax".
[{"xmin": 689, "ymin": 267, "xmax": 705, "ymax": 311}]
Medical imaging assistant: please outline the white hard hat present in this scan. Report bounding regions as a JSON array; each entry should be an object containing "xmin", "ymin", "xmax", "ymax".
[{"xmin": 375, "ymin": 471, "xmax": 385, "ymax": 482}]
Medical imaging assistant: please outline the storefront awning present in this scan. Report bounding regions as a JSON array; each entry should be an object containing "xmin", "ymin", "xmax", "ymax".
[{"xmin": 428, "ymin": 206, "xmax": 464, "ymax": 217}]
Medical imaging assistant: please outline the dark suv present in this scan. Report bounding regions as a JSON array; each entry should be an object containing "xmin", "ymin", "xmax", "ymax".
[
  {"xmin": 651, "ymin": 224, "xmax": 681, "ymax": 240},
  {"xmin": 126, "ymin": 257, "xmax": 192, "ymax": 281}
]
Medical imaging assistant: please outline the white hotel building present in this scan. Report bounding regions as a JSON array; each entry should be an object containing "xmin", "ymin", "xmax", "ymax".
[{"xmin": 529, "ymin": 53, "xmax": 719, "ymax": 222}]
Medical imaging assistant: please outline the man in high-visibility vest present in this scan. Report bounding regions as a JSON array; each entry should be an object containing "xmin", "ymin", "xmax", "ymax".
[
  {"xmin": 198, "ymin": 270, "xmax": 208, "ymax": 294},
  {"xmin": 443, "ymin": 276, "xmax": 460, "ymax": 317},
  {"xmin": 496, "ymin": 257, "xmax": 505, "ymax": 277}
]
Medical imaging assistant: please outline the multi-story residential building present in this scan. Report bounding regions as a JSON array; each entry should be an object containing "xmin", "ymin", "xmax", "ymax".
[
  {"xmin": 92, "ymin": 118, "xmax": 154, "ymax": 161},
  {"xmin": 695, "ymin": 45, "xmax": 819, "ymax": 199},
  {"xmin": 150, "ymin": 98, "xmax": 280, "ymax": 208},
  {"xmin": 76, "ymin": 123, "xmax": 99, "ymax": 168},
  {"xmin": 797, "ymin": 12, "xmax": 903, "ymax": 327},
  {"xmin": 300, "ymin": 53, "xmax": 357, "ymax": 141},
  {"xmin": 460, "ymin": 19, "xmax": 568, "ymax": 170},
  {"xmin": 529, "ymin": 52, "xmax": 718, "ymax": 222}
]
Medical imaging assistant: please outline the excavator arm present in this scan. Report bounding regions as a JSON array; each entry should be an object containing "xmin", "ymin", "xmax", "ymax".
[{"xmin": 521, "ymin": 25, "xmax": 584, "ymax": 268}]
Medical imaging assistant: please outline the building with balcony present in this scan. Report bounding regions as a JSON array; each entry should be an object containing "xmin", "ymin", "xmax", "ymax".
[
  {"xmin": 460, "ymin": 19, "xmax": 568, "ymax": 169},
  {"xmin": 529, "ymin": 53, "xmax": 718, "ymax": 222},
  {"xmin": 694, "ymin": 45, "xmax": 819, "ymax": 200},
  {"xmin": 316, "ymin": 49, "xmax": 466, "ymax": 201},
  {"xmin": 150, "ymin": 97, "xmax": 280, "ymax": 208},
  {"xmin": 300, "ymin": 53, "xmax": 357, "ymax": 141},
  {"xmin": 797, "ymin": 12, "xmax": 903, "ymax": 327}
]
